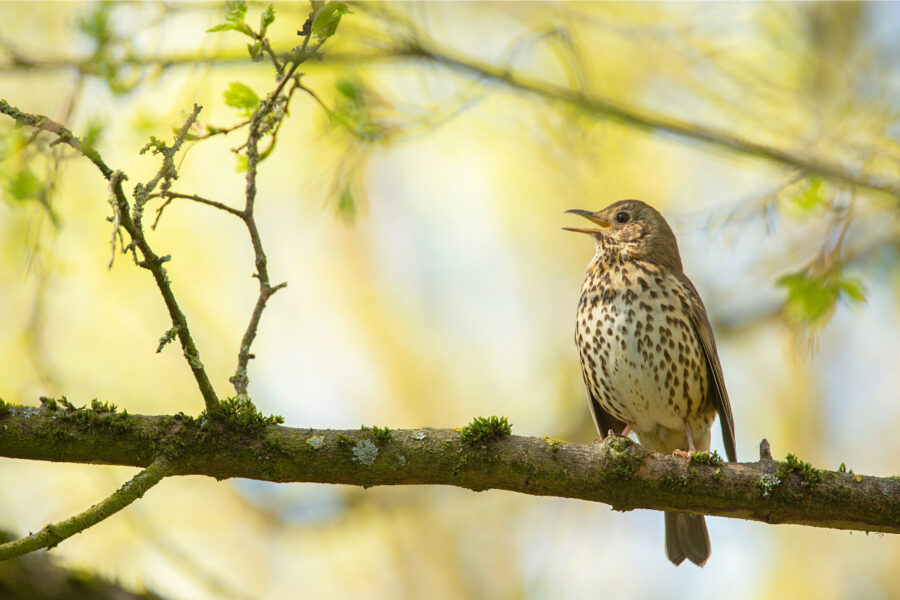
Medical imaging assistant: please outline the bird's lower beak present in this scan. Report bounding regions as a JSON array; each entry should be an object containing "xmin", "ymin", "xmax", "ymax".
[{"xmin": 562, "ymin": 209, "xmax": 613, "ymax": 234}]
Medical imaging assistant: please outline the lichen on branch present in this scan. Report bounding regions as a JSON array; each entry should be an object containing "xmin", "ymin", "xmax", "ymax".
[{"xmin": 1, "ymin": 405, "xmax": 898, "ymax": 536}]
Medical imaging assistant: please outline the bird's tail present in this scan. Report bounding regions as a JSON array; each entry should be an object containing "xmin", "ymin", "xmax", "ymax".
[{"xmin": 664, "ymin": 512, "xmax": 710, "ymax": 567}]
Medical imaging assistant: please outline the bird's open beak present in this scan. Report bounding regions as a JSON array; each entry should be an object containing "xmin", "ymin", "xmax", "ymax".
[{"xmin": 562, "ymin": 209, "xmax": 613, "ymax": 234}]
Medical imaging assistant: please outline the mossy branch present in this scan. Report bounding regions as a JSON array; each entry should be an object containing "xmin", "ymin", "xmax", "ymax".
[
  {"xmin": 0, "ymin": 455, "xmax": 170, "ymax": 561},
  {"xmin": 1, "ymin": 405, "xmax": 898, "ymax": 537}
]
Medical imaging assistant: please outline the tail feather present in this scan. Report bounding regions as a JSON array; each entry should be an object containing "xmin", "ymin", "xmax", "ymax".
[{"xmin": 664, "ymin": 512, "xmax": 710, "ymax": 567}]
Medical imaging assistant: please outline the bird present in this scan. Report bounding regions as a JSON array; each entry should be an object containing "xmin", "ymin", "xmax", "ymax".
[{"xmin": 564, "ymin": 199, "xmax": 736, "ymax": 567}]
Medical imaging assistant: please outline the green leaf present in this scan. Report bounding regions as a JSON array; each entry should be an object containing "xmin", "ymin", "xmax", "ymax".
[
  {"xmin": 337, "ymin": 186, "xmax": 356, "ymax": 222},
  {"xmin": 785, "ymin": 177, "xmax": 826, "ymax": 214},
  {"xmin": 5, "ymin": 168, "xmax": 43, "ymax": 201},
  {"xmin": 207, "ymin": 23, "xmax": 236, "ymax": 33},
  {"xmin": 224, "ymin": 0, "xmax": 247, "ymax": 23},
  {"xmin": 207, "ymin": 0, "xmax": 253, "ymax": 36},
  {"xmin": 224, "ymin": 82, "xmax": 260, "ymax": 114},
  {"xmin": 336, "ymin": 79, "xmax": 363, "ymax": 103},
  {"xmin": 206, "ymin": 21, "xmax": 254, "ymax": 37},
  {"xmin": 81, "ymin": 118, "xmax": 105, "ymax": 149},
  {"xmin": 260, "ymin": 4, "xmax": 276, "ymax": 29},
  {"xmin": 76, "ymin": 3, "xmax": 113, "ymax": 48},
  {"xmin": 776, "ymin": 268, "xmax": 866, "ymax": 328},
  {"xmin": 330, "ymin": 78, "xmax": 385, "ymax": 142},
  {"xmin": 311, "ymin": 2, "xmax": 352, "ymax": 40},
  {"xmin": 837, "ymin": 276, "xmax": 866, "ymax": 303},
  {"xmin": 776, "ymin": 272, "xmax": 835, "ymax": 326}
]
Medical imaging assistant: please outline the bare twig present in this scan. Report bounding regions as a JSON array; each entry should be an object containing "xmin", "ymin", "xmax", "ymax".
[
  {"xmin": 296, "ymin": 78, "xmax": 333, "ymax": 117},
  {"xmin": 133, "ymin": 105, "xmax": 203, "ymax": 227},
  {"xmin": 106, "ymin": 171, "xmax": 126, "ymax": 268},
  {"xmin": 0, "ymin": 456, "xmax": 170, "ymax": 561},
  {"xmin": 195, "ymin": 117, "xmax": 251, "ymax": 139},
  {"xmin": 149, "ymin": 191, "xmax": 245, "ymax": 229},
  {"xmin": 228, "ymin": 63, "xmax": 300, "ymax": 396},
  {"xmin": 0, "ymin": 100, "xmax": 220, "ymax": 412},
  {"xmin": 227, "ymin": 20, "xmax": 332, "ymax": 396}
]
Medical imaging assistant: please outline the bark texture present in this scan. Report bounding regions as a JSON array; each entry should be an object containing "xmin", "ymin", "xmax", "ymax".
[{"xmin": 1, "ymin": 404, "xmax": 898, "ymax": 534}]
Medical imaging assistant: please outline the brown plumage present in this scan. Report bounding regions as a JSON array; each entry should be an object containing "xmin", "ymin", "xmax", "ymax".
[{"xmin": 565, "ymin": 199, "xmax": 736, "ymax": 567}]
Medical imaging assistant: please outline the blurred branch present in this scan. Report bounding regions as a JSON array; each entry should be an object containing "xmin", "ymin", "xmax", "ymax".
[
  {"xmin": 7, "ymin": 40, "xmax": 900, "ymax": 199},
  {"xmin": 392, "ymin": 40, "xmax": 900, "ymax": 199},
  {"xmin": 2, "ymin": 405, "xmax": 898, "ymax": 536},
  {"xmin": 0, "ymin": 100, "xmax": 220, "ymax": 411},
  {"xmin": 0, "ymin": 454, "xmax": 170, "ymax": 561}
]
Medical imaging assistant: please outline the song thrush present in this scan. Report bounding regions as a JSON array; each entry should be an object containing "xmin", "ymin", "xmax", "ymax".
[{"xmin": 565, "ymin": 199, "xmax": 736, "ymax": 567}]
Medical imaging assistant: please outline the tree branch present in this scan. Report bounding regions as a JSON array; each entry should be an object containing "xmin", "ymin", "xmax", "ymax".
[
  {"xmin": 393, "ymin": 41, "xmax": 900, "ymax": 199},
  {"xmin": 0, "ymin": 454, "xmax": 170, "ymax": 561},
  {"xmin": 1, "ymin": 405, "xmax": 898, "ymax": 535},
  {"xmin": 228, "ymin": 25, "xmax": 329, "ymax": 396},
  {"xmin": 0, "ymin": 101, "xmax": 220, "ymax": 412},
  {"xmin": 149, "ymin": 191, "xmax": 245, "ymax": 229},
  {"xmin": 7, "ymin": 40, "xmax": 899, "ymax": 198}
]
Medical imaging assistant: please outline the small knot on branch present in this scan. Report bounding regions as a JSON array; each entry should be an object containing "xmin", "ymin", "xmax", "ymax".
[{"xmin": 759, "ymin": 439, "xmax": 773, "ymax": 462}]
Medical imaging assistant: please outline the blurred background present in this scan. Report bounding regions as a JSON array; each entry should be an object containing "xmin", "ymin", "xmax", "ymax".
[{"xmin": 1, "ymin": 2, "xmax": 900, "ymax": 598}]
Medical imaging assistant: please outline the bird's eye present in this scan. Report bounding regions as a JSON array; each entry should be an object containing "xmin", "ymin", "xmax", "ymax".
[{"xmin": 616, "ymin": 211, "xmax": 630, "ymax": 224}]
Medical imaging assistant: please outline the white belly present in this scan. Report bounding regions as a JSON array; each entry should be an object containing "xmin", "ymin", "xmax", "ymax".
[{"xmin": 576, "ymin": 279, "xmax": 707, "ymax": 434}]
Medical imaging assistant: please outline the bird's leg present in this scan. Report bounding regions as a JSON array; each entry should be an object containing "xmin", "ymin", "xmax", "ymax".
[
  {"xmin": 621, "ymin": 423, "xmax": 633, "ymax": 437},
  {"xmin": 673, "ymin": 419, "xmax": 696, "ymax": 459}
]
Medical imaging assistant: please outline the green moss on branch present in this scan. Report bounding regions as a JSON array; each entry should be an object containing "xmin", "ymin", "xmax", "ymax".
[{"xmin": 1, "ymin": 408, "xmax": 899, "ymax": 534}]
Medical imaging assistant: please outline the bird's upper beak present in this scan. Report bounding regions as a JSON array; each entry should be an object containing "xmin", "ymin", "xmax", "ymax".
[{"xmin": 562, "ymin": 209, "xmax": 613, "ymax": 234}]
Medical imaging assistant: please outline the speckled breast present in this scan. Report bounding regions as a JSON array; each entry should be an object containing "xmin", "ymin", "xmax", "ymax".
[{"xmin": 575, "ymin": 259, "xmax": 709, "ymax": 433}]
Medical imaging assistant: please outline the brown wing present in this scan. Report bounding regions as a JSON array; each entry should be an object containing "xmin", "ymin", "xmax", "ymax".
[
  {"xmin": 673, "ymin": 272, "xmax": 737, "ymax": 462},
  {"xmin": 582, "ymin": 373, "xmax": 627, "ymax": 438}
]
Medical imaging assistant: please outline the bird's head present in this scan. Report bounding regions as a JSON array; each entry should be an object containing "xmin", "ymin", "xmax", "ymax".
[{"xmin": 564, "ymin": 199, "xmax": 683, "ymax": 271}]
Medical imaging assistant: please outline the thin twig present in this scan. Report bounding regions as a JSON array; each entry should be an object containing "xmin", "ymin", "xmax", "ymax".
[
  {"xmin": 296, "ymin": 78, "xmax": 333, "ymax": 117},
  {"xmin": 228, "ymin": 62, "xmax": 301, "ymax": 396},
  {"xmin": 149, "ymin": 191, "xmax": 245, "ymax": 230},
  {"xmin": 133, "ymin": 105, "xmax": 203, "ymax": 227},
  {"xmin": 258, "ymin": 79, "xmax": 303, "ymax": 159},
  {"xmin": 227, "ymin": 21, "xmax": 330, "ymax": 396},
  {"xmin": 196, "ymin": 117, "xmax": 251, "ymax": 140},
  {"xmin": 0, "ymin": 100, "xmax": 220, "ymax": 412},
  {"xmin": 0, "ymin": 456, "xmax": 170, "ymax": 561}
]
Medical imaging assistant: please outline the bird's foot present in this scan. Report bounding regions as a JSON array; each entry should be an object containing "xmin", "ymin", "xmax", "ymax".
[
  {"xmin": 673, "ymin": 449, "xmax": 695, "ymax": 459},
  {"xmin": 591, "ymin": 429, "xmax": 615, "ymax": 443}
]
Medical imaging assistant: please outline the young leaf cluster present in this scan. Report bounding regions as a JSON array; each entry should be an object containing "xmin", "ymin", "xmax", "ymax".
[{"xmin": 776, "ymin": 267, "xmax": 865, "ymax": 328}]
